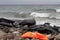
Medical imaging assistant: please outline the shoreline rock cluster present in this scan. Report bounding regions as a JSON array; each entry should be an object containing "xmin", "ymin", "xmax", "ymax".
[{"xmin": 0, "ymin": 18, "xmax": 60, "ymax": 40}]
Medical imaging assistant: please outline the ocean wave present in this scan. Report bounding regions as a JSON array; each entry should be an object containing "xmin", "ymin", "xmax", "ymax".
[
  {"xmin": 0, "ymin": 11, "xmax": 30, "ymax": 18},
  {"xmin": 30, "ymin": 12, "xmax": 60, "ymax": 20},
  {"xmin": 0, "ymin": 12, "xmax": 17, "ymax": 18},
  {"xmin": 34, "ymin": 8, "xmax": 60, "ymax": 13},
  {"xmin": 30, "ymin": 12, "xmax": 50, "ymax": 17},
  {"xmin": 35, "ymin": 17, "xmax": 60, "ymax": 26},
  {"xmin": 34, "ymin": 8, "xmax": 56, "ymax": 12},
  {"xmin": 0, "ymin": 11, "xmax": 60, "ymax": 20},
  {"xmin": 56, "ymin": 9, "xmax": 60, "ymax": 12}
]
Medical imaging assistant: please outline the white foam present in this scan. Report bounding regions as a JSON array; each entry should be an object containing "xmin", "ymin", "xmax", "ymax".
[
  {"xmin": 30, "ymin": 12, "xmax": 50, "ymax": 17},
  {"xmin": 56, "ymin": 9, "xmax": 60, "ymax": 12}
]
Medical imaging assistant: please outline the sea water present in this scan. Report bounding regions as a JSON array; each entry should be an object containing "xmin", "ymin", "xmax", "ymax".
[{"xmin": 0, "ymin": 5, "xmax": 60, "ymax": 26}]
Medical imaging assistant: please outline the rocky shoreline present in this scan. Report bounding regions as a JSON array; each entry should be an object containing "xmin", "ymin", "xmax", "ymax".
[
  {"xmin": 0, "ymin": 18, "xmax": 60, "ymax": 40},
  {"xmin": 0, "ymin": 25, "xmax": 59, "ymax": 40}
]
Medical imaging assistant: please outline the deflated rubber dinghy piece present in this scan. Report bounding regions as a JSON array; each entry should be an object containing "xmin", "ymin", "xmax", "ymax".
[
  {"xmin": 29, "ymin": 23, "xmax": 58, "ymax": 34},
  {"xmin": 0, "ymin": 18, "xmax": 14, "ymax": 27},
  {"xmin": 0, "ymin": 22, "xmax": 13, "ymax": 27},
  {"xmin": 18, "ymin": 19, "xmax": 36, "ymax": 26},
  {"xmin": 0, "ymin": 18, "xmax": 14, "ymax": 23},
  {"xmin": 21, "ymin": 31, "xmax": 48, "ymax": 40},
  {"xmin": 13, "ymin": 19, "xmax": 36, "ymax": 27},
  {"xmin": 0, "ymin": 18, "xmax": 36, "ymax": 27}
]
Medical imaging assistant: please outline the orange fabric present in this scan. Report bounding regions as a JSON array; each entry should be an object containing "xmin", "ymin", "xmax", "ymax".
[
  {"xmin": 35, "ymin": 32, "xmax": 48, "ymax": 40},
  {"xmin": 21, "ymin": 31, "xmax": 48, "ymax": 40},
  {"xmin": 21, "ymin": 31, "xmax": 32, "ymax": 38}
]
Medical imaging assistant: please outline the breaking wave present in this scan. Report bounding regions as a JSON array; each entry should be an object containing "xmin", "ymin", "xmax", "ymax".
[
  {"xmin": 56, "ymin": 9, "xmax": 60, "ymax": 12},
  {"xmin": 30, "ymin": 12, "xmax": 60, "ymax": 19},
  {"xmin": 30, "ymin": 12, "xmax": 50, "ymax": 17}
]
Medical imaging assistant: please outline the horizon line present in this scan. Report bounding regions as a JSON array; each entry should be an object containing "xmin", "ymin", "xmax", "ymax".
[{"xmin": 0, "ymin": 4, "xmax": 60, "ymax": 5}]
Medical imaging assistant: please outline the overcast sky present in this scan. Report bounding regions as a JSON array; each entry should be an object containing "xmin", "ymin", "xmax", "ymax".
[{"xmin": 0, "ymin": 0, "xmax": 60, "ymax": 5}]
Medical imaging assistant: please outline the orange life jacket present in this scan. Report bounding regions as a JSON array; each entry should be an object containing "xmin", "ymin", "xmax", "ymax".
[{"xmin": 21, "ymin": 31, "xmax": 48, "ymax": 40}]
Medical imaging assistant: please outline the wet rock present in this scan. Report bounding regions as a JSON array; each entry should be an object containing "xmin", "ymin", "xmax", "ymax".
[
  {"xmin": 54, "ymin": 33, "xmax": 60, "ymax": 40},
  {"xmin": 2, "ymin": 26, "xmax": 10, "ymax": 33},
  {"xmin": 0, "ymin": 30, "xmax": 6, "ymax": 40},
  {"xmin": 6, "ymin": 32, "xmax": 15, "ymax": 40}
]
